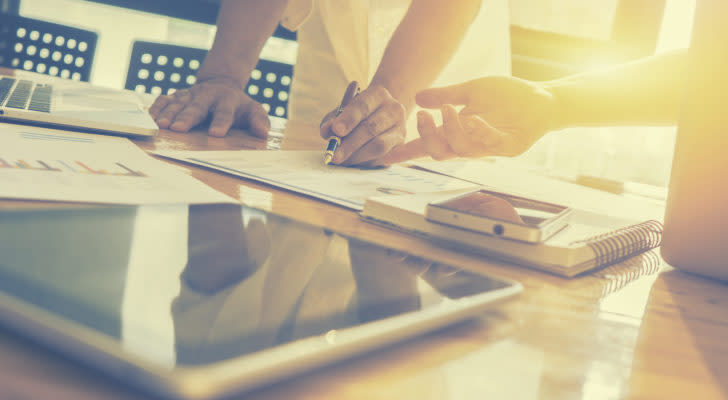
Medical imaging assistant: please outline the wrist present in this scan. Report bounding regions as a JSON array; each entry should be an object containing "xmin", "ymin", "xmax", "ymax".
[
  {"xmin": 368, "ymin": 77, "xmax": 414, "ymax": 115},
  {"xmin": 195, "ymin": 74, "xmax": 246, "ymax": 91},
  {"xmin": 541, "ymin": 80, "xmax": 570, "ymax": 132},
  {"xmin": 197, "ymin": 49, "xmax": 260, "ymax": 90}
]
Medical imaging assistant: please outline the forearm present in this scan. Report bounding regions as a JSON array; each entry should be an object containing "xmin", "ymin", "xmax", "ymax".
[
  {"xmin": 197, "ymin": 0, "xmax": 290, "ymax": 87},
  {"xmin": 370, "ymin": 0, "xmax": 482, "ymax": 111},
  {"xmin": 545, "ymin": 49, "xmax": 688, "ymax": 130}
]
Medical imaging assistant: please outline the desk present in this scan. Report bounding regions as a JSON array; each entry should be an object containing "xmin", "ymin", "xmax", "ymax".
[{"xmin": 0, "ymin": 74, "xmax": 726, "ymax": 400}]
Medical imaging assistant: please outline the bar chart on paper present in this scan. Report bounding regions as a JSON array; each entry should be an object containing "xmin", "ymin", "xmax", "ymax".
[
  {"xmin": 0, "ymin": 158, "xmax": 148, "ymax": 177},
  {"xmin": 0, "ymin": 126, "xmax": 235, "ymax": 205}
]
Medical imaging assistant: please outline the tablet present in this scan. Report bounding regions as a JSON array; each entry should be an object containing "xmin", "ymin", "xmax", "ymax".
[{"xmin": 0, "ymin": 204, "xmax": 521, "ymax": 400}]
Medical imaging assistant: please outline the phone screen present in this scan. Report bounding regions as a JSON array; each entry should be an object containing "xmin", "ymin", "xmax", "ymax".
[{"xmin": 436, "ymin": 190, "xmax": 568, "ymax": 227}]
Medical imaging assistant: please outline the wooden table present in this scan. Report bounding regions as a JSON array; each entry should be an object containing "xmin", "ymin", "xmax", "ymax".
[{"xmin": 0, "ymin": 84, "xmax": 726, "ymax": 400}]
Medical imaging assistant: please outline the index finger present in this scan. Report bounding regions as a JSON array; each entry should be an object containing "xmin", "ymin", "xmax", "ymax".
[
  {"xmin": 208, "ymin": 100, "xmax": 236, "ymax": 137},
  {"xmin": 331, "ymin": 86, "xmax": 388, "ymax": 137},
  {"xmin": 379, "ymin": 139, "xmax": 428, "ymax": 165},
  {"xmin": 415, "ymin": 81, "xmax": 472, "ymax": 109},
  {"xmin": 148, "ymin": 95, "xmax": 172, "ymax": 119},
  {"xmin": 169, "ymin": 99, "xmax": 213, "ymax": 132}
]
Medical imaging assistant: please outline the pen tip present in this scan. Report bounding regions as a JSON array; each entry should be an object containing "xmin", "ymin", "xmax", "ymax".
[{"xmin": 323, "ymin": 154, "xmax": 333, "ymax": 165}]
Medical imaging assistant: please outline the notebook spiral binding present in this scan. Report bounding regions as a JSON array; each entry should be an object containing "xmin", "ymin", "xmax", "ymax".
[
  {"xmin": 571, "ymin": 220, "xmax": 663, "ymax": 268},
  {"xmin": 594, "ymin": 250, "xmax": 662, "ymax": 297}
]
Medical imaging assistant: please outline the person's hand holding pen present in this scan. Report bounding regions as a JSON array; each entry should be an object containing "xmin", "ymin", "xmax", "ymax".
[
  {"xmin": 320, "ymin": 81, "xmax": 407, "ymax": 167},
  {"xmin": 322, "ymin": 81, "xmax": 359, "ymax": 165}
]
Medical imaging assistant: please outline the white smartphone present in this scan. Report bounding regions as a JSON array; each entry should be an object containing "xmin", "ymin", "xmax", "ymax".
[{"xmin": 425, "ymin": 189, "xmax": 572, "ymax": 243}]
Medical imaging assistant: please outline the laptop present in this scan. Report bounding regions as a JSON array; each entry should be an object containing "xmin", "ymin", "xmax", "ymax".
[
  {"xmin": 0, "ymin": 204, "xmax": 521, "ymax": 399},
  {"xmin": 0, "ymin": 73, "xmax": 158, "ymax": 137},
  {"xmin": 661, "ymin": 0, "xmax": 728, "ymax": 282}
]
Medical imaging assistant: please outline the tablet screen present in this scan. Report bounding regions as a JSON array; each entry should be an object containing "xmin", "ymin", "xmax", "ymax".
[{"xmin": 0, "ymin": 204, "xmax": 516, "ymax": 368}]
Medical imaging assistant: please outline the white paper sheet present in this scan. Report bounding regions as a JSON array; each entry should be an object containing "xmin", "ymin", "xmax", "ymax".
[
  {"xmin": 0, "ymin": 126, "xmax": 236, "ymax": 205},
  {"xmin": 153, "ymin": 150, "xmax": 477, "ymax": 210}
]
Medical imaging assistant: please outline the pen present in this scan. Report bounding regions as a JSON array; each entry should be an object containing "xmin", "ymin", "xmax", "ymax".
[{"xmin": 324, "ymin": 81, "xmax": 359, "ymax": 165}]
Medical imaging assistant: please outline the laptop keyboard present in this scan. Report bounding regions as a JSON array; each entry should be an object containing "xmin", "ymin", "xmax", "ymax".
[
  {"xmin": 0, "ymin": 78, "xmax": 13, "ymax": 105},
  {"xmin": 0, "ymin": 77, "xmax": 52, "ymax": 113}
]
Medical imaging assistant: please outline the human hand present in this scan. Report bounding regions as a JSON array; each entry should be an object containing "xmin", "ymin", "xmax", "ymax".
[
  {"xmin": 381, "ymin": 76, "xmax": 557, "ymax": 164},
  {"xmin": 149, "ymin": 76, "xmax": 270, "ymax": 138},
  {"xmin": 319, "ymin": 84, "xmax": 407, "ymax": 167}
]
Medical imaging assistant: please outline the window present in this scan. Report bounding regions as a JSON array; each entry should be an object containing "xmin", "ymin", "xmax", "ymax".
[
  {"xmin": 510, "ymin": 0, "xmax": 666, "ymax": 80},
  {"xmin": 510, "ymin": 0, "xmax": 697, "ymax": 189},
  {"xmin": 18, "ymin": 0, "xmax": 296, "ymax": 89},
  {"xmin": 19, "ymin": 0, "xmax": 215, "ymax": 88}
]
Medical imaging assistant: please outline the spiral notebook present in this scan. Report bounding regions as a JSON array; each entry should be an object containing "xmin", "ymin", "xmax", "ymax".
[{"xmin": 360, "ymin": 191, "xmax": 663, "ymax": 277}]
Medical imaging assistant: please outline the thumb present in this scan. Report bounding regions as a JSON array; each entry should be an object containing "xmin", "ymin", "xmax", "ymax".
[
  {"xmin": 416, "ymin": 82, "xmax": 472, "ymax": 109},
  {"xmin": 243, "ymin": 103, "xmax": 271, "ymax": 138},
  {"xmin": 250, "ymin": 115, "xmax": 270, "ymax": 138},
  {"xmin": 379, "ymin": 139, "xmax": 428, "ymax": 165}
]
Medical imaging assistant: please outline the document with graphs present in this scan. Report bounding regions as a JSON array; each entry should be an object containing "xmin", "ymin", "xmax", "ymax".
[
  {"xmin": 0, "ymin": 125, "xmax": 235, "ymax": 205},
  {"xmin": 154, "ymin": 149, "xmax": 476, "ymax": 210}
]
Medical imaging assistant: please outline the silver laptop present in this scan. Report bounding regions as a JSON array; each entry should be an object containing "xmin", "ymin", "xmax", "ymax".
[
  {"xmin": 661, "ymin": 1, "xmax": 728, "ymax": 282},
  {"xmin": 0, "ymin": 73, "xmax": 158, "ymax": 137}
]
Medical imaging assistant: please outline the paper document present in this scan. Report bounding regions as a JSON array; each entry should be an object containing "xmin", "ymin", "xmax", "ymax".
[
  {"xmin": 154, "ymin": 150, "xmax": 476, "ymax": 210},
  {"xmin": 0, "ymin": 126, "xmax": 235, "ymax": 205}
]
